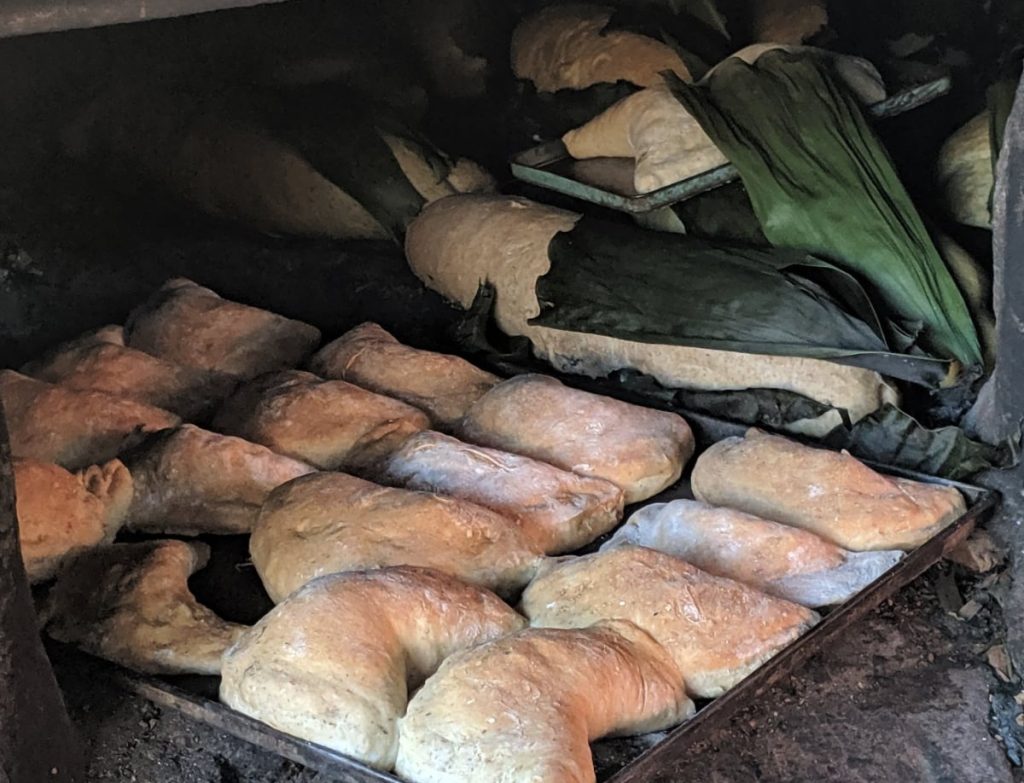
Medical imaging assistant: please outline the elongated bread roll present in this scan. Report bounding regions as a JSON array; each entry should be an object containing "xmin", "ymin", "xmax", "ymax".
[
  {"xmin": 123, "ymin": 425, "xmax": 315, "ymax": 535},
  {"xmin": 405, "ymin": 194, "xmax": 899, "ymax": 437},
  {"xmin": 221, "ymin": 567, "xmax": 525, "ymax": 769},
  {"xmin": 251, "ymin": 472, "xmax": 542, "ymax": 602},
  {"xmin": 691, "ymin": 429, "xmax": 967, "ymax": 551},
  {"xmin": 125, "ymin": 278, "xmax": 321, "ymax": 380},
  {"xmin": 44, "ymin": 540, "xmax": 246, "ymax": 675},
  {"xmin": 382, "ymin": 430, "xmax": 624, "ymax": 553},
  {"xmin": 937, "ymin": 111, "xmax": 992, "ymax": 229},
  {"xmin": 22, "ymin": 325, "xmax": 237, "ymax": 421},
  {"xmin": 511, "ymin": 3, "xmax": 691, "ymax": 91},
  {"xmin": 309, "ymin": 322, "xmax": 499, "ymax": 430},
  {"xmin": 0, "ymin": 370, "xmax": 180, "ymax": 470},
  {"xmin": 603, "ymin": 499, "xmax": 903, "ymax": 606},
  {"xmin": 459, "ymin": 374, "xmax": 692, "ymax": 503},
  {"xmin": 522, "ymin": 546, "xmax": 818, "ymax": 697},
  {"xmin": 213, "ymin": 370, "xmax": 429, "ymax": 472},
  {"xmin": 14, "ymin": 458, "xmax": 132, "ymax": 583},
  {"xmin": 396, "ymin": 620, "xmax": 694, "ymax": 783}
]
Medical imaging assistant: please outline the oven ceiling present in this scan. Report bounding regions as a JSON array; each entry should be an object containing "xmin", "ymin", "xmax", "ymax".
[{"xmin": 0, "ymin": 0, "xmax": 288, "ymax": 38}]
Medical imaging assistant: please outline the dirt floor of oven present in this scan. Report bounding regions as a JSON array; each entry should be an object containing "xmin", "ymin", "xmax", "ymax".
[{"xmin": 51, "ymin": 562, "xmax": 1016, "ymax": 783}]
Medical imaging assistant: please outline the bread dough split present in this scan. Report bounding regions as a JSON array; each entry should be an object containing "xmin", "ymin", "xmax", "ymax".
[
  {"xmin": 221, "ymin": 566, "xmax": 525, "ymax": 770},
  {"xmin": 251, "ymin": 471, "xmax": 543, "ymax": 602},
  {"xmin": 44, "ymin": 539, "xmax": 246, "ymax": 675},
  {"xmin": 396, "ymin": 619, "xmax": 694, "ymax": 783},
  {"xmin": 522, "ymin": 545, "xmax": 819, "ymax": 698},
  {"xmin": 691, "ymin": 429, "xmax": 966, "ymax": 551}
]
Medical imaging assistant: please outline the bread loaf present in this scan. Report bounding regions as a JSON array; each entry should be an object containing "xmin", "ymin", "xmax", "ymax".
[
  {"xmin": 0, "ymin": 370, "xmax": 180, "ymax": 470},
  {"xmin": 309, "ymin": 322, "xmax": 499, "ymax": 430},
  {"xmin": 125, "ymin": 278, "xmax": 321, "ymax": 380},
  {"xmin": 405, "ymin": 194, "xmax": 899, "ymax": 437},
  {"xmin": 691, "ymin": 429, "xmax": 967, "ymax": 551},
  {"xmin": 936, "ymin": 111, "xmax": 993, "ymax": 229},
  {"xmin": 14, "ymin": 457, "xmax": 132, "ymax": 583},
  {"xmin": 395, "ymin": 620, "xmax": 694, "ymax": 783},
  {"xmin": 45, "ymin": 540, "xmax": 246, "ymax": 675},
  {"xmin": 521, "ymin": 546, "xmax": 818, "ymax": 697},
  {"xmin": 221, "ymin": 567, "xmax": 525, "ymax": 769},
  {"xmin": 382, "ymin": 430, "xmax": 624, "ymax": 553},
  {"xmin": 212, "ymin": 370, "xmax": 429, "ymax": 472},
  {"xmin": 459, "ymin": 374, "xmax": 693, "ymax": 503},
  {"xmin": 603, "ymin": 499, "xmax": 903, "ymax": 606},
  {"xmin": 749, "ymin": 0, "xmax": 828, "ymax": 44},
  {"xmin": 511, "ymin": 3, "xmax": 691, "ymax": 91},
  {"xmin": 22, "ymin": 325, "xmax": 236, "ymax": 421},
  {"xmin": 251, "ymin": 471, "xmax": 543, "ymax": 602},
  {"xmin": 123, "ymin": 424, "xmax": 315, "ymax": 535}
]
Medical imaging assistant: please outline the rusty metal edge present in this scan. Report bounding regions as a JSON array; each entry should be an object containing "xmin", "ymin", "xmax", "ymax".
[{"xmin": 0, "ymin": 0, "xmax": 290, "ymax": 39}]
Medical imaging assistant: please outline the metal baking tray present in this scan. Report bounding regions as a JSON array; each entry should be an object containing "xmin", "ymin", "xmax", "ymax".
[
  {"xmin": 510, "ymin": 75, "xmax": 952, "ymax": 213},
  {"xmin": 94, "ymin": 437, "xmax": 996, "ymax": 782}
]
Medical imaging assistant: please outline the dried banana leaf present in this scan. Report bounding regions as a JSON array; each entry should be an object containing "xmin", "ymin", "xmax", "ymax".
[
  {"xmin": 668, "ymin": 51, "xmax": 982, "ymax": 367},
  {"xmin": 531, "ymin": 216, "xmax": 951, "ymax": 386}
]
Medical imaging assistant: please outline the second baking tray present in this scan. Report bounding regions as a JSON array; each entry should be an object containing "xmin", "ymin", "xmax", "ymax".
[
  {"xmin": 99, "ymin": 448, "xmax": 997, "ymax": 783},
  {"xmin": 510, "ymin": 75, "xmax": 952, "ymax": 213}
]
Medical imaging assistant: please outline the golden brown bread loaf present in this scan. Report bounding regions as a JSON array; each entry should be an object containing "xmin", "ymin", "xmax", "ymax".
[
  {"xmin": 308, "ymin": 322, "xmax": 499, "ymax": 430},
  {"xmin": 521, "ymin": 546, "xmax": 818, "ymax": 697},
  {"xmin": 404, "ymin": 194, "xmax": 900, "ymax": 438},
  {"xmin": 212, "ymin": 370, "xmax": 430, "ymax": 472},
  {"xmin": 458, "ymin": 374, "xmax": 693, "ymax": 503},
  {"xmin": 0, "ymin": 370, "xmax": 181, "ymax": 470},
  {"xmin": 251, "ymin": 471, "xmax": 543, "ymax": 602},
  {"xmin": 603, "ymin": 499, "xmax": 903, "ymax": 607},
  {"xmin": 510, "ymin": 3, "xmax": 691, "ymax": 91},
  {"xmin": 44, "ymin": 540, "xmax": 246, "ymax": 675},
  {"xmin": 691, "ymin": 429, "xmax": 967, "ymax": 551},
  {"xmin": 382, "ymin": 430, "xmax": 624, "ymax": 554},
  {"xmin": 123, "ymin": 424, "xmax": 316, "ymax": 535},
  {"xmin": 125, "ymin": 278, "xmax": 321, "ymax": 379},
  {"xmin": 220, "ymin": 567, "xmax": 526, "ymax": 769},
  {"xmin": 14, "ymin": 457, "xmax": 132, "ymax": 583},
  {"xmin": 395, "ymin": 620, "xmax": 694, "ymax": 783},
  {"xmin": 21, "ymin": 325, "xmax": 237, "ymax": 421}
]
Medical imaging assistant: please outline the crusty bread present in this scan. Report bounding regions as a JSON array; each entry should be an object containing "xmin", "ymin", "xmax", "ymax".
[
  {"xmin": 521, "ymin": 546, "xmax": 818, "ymax": 698},
  {"xmin": 212, "ymin": 370, "xmax": 429, "ymax": 472},
  {"xmin": 0, "ymin": 370, "xmax": 181, "ymax": 470},
  {"xmin": 14, "ymin": 457, "xmax": 132, "ymax": 583},
  {"xmin": 221, "ymin": 567, "xmax": 525, "ymax": 769},
  {"xmin": 22, "ymin": 325, "xmax": 236, "ymax": 421},
  {"xmin": 937, "ymin": 111, "xmax": 992, "ymax": 229},
  {"xmin": 691, "ymin": 429, "xmax": 967, "ymax": 551},
  {"xmin": 749, "ymin": 0, "xmax": 828, "ymax": 44},
  {"xmin": 459, "ymin": 374, "xmax": 693, "ymax": 503},
  {"xmin": 603, "ymin": 499, "xmax": 903, "ymax": 606},
  {"xmin": 563, "ymin": 84, "xmax": 728, "ymax": 194},
  {"xmin": 309, "ymin": 322, "xmax": 499, "ymax": 430},
  {"xmin": 395, "ymin": 620, "xmax": 694, "ymax": 783},
  {"xmin": 123, "ymin": 424, "xmax": 315, "ymax": 535},
  {"xmin": 404, "ymin": 194, "xmax": 899, "ymax": 437},
  {"xmin": 251, "ymin": 471, "xmax": 543, "ymax": 602},
  {"xmin": 125, "ymin": 278, "xmax": 322, "ymax": 380},
  {"xmin": 382, "ymin": 430, "xmax": 624, "ymax": 554},
  {"xmin": 511, "ymin": 3, "xmax": 691, "ymax": 91},
  {"xmin": 44, "ymin": 540, "xmax": 246, "ymax": 675}
]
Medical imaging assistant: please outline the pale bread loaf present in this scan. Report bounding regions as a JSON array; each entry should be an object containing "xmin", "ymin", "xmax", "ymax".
[
  {"xmin": 936, "ymin": 111, "xmax": 993, "ymax": 229},
  {"xmin": 691, "ymin": 429, "xmax": 967, "ymax": 551},
  {"xmin": 521, "ymin": 546, "xmax": 818, "ymax": 697},
  {"xmin": 221, "ymin": 567, "xmax": 525, "ymax": 770},
  {"xmin": 404, "ymin": 194, "xmax": 899, "ymax": 437},
  {"xmin": 395, "ymin": 620, "xmax": 694, "ymax": 783}
]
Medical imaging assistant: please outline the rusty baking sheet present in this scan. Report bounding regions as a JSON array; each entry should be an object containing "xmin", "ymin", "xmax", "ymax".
[
  {"xmin": 510, "ymin": 75, "xmax": 952, "ymax": 214},
  {"xmin": 94, "ymin": 444, "xmax": 997, "ymax": 783}
]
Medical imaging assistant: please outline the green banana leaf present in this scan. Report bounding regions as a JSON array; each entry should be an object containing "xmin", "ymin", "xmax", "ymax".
[
  {"xmin": 530, "ymin": 216, "xmax": 951, "ymax": 386},
  {"xmin": 667, "ymin": 51, "xmax": 982, "ymax": 367}
]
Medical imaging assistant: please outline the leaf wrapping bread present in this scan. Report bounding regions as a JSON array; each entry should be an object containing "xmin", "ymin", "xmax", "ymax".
[
  {"xmin": 221, "ymin": 567, "xmax": 526, "ymax": 770},
  {"xmin": 691, "ymin": 429, "xmax": 967, "ymax": 551},
  {"xmin": 396, "ymin": 620, "xmax": 694, "ymax": 783}
]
